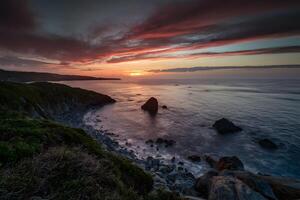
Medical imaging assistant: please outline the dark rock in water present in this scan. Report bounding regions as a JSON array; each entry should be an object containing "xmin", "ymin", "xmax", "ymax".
[
  {"xmin": 195, "ymin": 170, "xmax": 219, "ymax": 198},
  {"xmin": 155, "ymin": 138, "xmax": 176, "ymax": 147},
  {"xmin": 187, "ymin": 155, "xmax": 201, "ymax": 162},
  {"xmin": 203, "ymin": 155, "xmax": 218, "ymax": 168},
  {"xmin": 217, "ymin": 156, "xmax": 244, "ymax": 171},
  {"xmin": 258, "ymin": 139, "xmax": 278, "ymax": 150},
  {"xmin": 209, "ymin": 176, "xmax": 266, "ymax": 200},
  {"xmin": 162, "ymin": 105, "xmax": 168, "ymax": 109},
  {"xmin": 141, "ymin": 97, "xmax": 158, "ymax": 115},
  {"xmin": 156, "ymin": 138, "xmax": 164, "ymax": 144},
  {"xmin": 171, "ymin": 157, "xmax": 176, "ymax": 163},
  {"xmin": 213, "ymin": 118, "xmax": 242, "ymax": 134},
  {"xmin": 145, "ymin": 139, "xmax": 154, "ymax": 144},
  {"xmin": 178, "ymin": 161, "xmax": 184, "ymax": 165}
]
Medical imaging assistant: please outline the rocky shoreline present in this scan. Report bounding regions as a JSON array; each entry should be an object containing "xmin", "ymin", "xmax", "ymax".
[
  {"xmin": 49, "ymin": 92, "xmax": 299, "ymax": 200},
  {"xmin": 60, "ymin": 108, "xmax": 300, "ymax": 200}
]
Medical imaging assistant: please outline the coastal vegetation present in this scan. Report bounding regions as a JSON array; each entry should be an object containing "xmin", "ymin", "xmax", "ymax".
[{"xmin": 0, "ymin": 82, "xmax": 180, "ymax": 200}]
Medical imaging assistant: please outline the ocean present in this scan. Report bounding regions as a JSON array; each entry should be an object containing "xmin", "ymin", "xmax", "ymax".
[{"xmin": 60, "ymin": 78, "xmax": 300, "ymax": 179}]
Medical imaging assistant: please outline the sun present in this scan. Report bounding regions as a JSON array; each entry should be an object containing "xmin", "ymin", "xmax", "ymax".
[{"xmin": 129, "ymin": 72, "xmax": 143, "ymax": 76}]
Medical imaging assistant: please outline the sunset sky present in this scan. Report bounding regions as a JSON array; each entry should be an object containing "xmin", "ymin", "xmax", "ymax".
[{"xmin": 1, "ymin": 0, "xmax": 300, "ymax": 77}]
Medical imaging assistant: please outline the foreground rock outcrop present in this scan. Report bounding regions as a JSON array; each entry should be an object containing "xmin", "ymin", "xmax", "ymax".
[
  {"xmin": 213, "ymin": 118, "xmax": 242, "ymax": 134},
  {"xmin": 141, "ymin": 97, "xmax": 159, "ymax": 115},
  {"xmin": 196, "ymin": 156, "xmax": 300, "ymax": 200}
]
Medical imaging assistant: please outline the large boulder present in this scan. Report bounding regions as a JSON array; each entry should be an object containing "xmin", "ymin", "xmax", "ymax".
[
  {"xmin": 195, "ymin": 170, "xmax": 219, "ymax": 198},
  {"xmin": 222, "ymin": 171, "xmax": 278, "ymax": 200},
  {"xmin": 141, "ymin": 97, "xmax": 158, "ymax": 115},
  {"xmin": 258, "ymin": 175, "xmax": 300, "ymax": 200},
  {"xmin": 258, "ymin": 139, "xmax": 278, "ymax": 150},
  {"xmin": 213, "ymin": 118, "xmax": 242, "ymax": 134},
  {"xmin": 217, "ymin": 156, "xmax": 244, "ymax": 171},
  {"xmin": 208, "ymin": 176, "xmax": 267, "ymax": 200}
]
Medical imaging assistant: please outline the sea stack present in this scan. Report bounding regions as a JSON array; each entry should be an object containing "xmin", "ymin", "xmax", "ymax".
[
  {"xmin": 141, "ymin": 97, "xmax": 158, "ymax": 115},
  {"xmin": 213, "ymin": 118, "xmax": 242, "ymax": 134}
]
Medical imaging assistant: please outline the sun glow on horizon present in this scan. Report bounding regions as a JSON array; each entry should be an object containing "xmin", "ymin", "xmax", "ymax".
[{"xmin": 129, "ymin": 71, "xmax": 143, "ymax": 76}]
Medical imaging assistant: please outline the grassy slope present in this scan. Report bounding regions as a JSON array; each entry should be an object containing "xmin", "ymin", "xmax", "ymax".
[
  {"xmin": 0, "ymin": 69, "xmax": 120, "ymax": 82},
  {"xmin": 0, "ymin": 82, "xmax": 116, "ymax": 119},
  {"xmin": 0, "ymin": 82, "xmax": 180, "ymax": 200}
]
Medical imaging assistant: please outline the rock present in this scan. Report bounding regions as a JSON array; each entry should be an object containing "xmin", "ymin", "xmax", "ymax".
[
  {"xmin": 145, "ymin": 139, "xmax": 154, "ymax": 144},
  {"xmin": 258, "ymin": 139, "xmax": 278, "ymax": 150},
  {"xmin": 226, "ymin": 171, "xmax": 278, "ymax": 200},
  {"xmin": 155, "ymin": 138, "xmax": 176, "ymax": 147},
  {"xmin": 203, "ymin": 155, "xmax": 218, "ymax": 168},
  {"xmin": 141, "ymin": 97, "xmax": 158, "ymax": 115},
  {"xmin": 188, "ymin": 155, "xmax": 201, "ymax": 162},
  {"xmin": 178, "ymin": 161, "xmax": 184, "ymax": 165},
  {"xmin": 159, "ymin": 164, "xmax": 175, "ymax": 174},
  {"xmin": 146, "ymin": 156, "xmax": 160, "ymax": 171},
  {"xmin": 156, "ymin": 138, "xmax": 164, "ymax": 144},
  {"xmin": 209, "ymin": 176, "xmax": 267, "ymax": 200},
  {"xmin": 162, "ymin": 105, "xmax": 168, "ymax": 109},
  {"xmin": 213, "ymin": 118, "xmax": 242, "ymax": 134},
  {"xmin": 171, "ymin": 157, "xmax": 176, "ymax": 163},
  {"xmin": 178, "ymin": 166, "xmax": 184, "ymax": 171},
  {"xmin": 217, "ymin": 156, "xmax": 244, "ymax": 171},
  {"xmin": 258, "ymin": 175, "xmax": 300, "ymax": 200},
  {"xmin": 195, "ymin": 170, "xmax": 219, "ymax": 198}
]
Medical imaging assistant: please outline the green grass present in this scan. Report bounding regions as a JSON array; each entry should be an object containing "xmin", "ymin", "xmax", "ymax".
[
  {"xmin": 0, "ymin": 82, "xmax": 180, "ymax": 199},
  {"xmin": 0, "ymin": 82, "xmax": 115, "ymax": 119},
  {"xmin": 0, "ymin": 114, "xmax": 155, "ymax": 199}
]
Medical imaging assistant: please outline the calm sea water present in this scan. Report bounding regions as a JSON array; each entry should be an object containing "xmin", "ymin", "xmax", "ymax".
[{"xmin": 60, "ymin": 78, "xmax": 300, "ymax": 178}]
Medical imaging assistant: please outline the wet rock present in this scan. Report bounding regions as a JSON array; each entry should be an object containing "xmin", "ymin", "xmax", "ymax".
[
  {"xmin": 162, "ymin": 105, "xmax": 168, "ymax": 109},
  {"xmin": 258, "ymin": 139, "xmax": 278, "ymax": 150},
  {"xmin": 141, "ymin": 97, "xmax": 158, "ymax": 115},
  {"xmin": 159, "ymin": 164, "xmax": 175, "ymax": 174},
  {"xmin": 224, "ymin": 171, "xmax": 278, "ymax": 200},
  {"xmin": 146, "ymin": 156, "xmax": 160, "ymax": 171},
  {"xmin": 188, "ymin": 155, "xmax": 201, "ymax": 162},
  {"xmin": 171, "ymin": 157, "xmax": 176, "ymax": 163},
  {"xmin": 145, "ymin": 139, "xmax": 154, "ymax": 144},
  {"xmin": 178, "ymin": 161, "xmax": 184, "ymax": 166},
  {"xmin": 178, "ymin": 166, "xmax": 184, "ymax": 171},
  {"xmin": 195, "ymin": 170, "xmax": 219, "ymax": 198},
  {"xmin": 203, "ymin": 155, "xmax": 218, "ymax": 168},
  {"xmin": 209, "ymin": 176, "xmax": 267, "ymax": 200},
  {"xmin": 217, "ymin": 156, "xmax": 244, "ymax": 171},
  {"xmin": 213, "ymin": 118, "xmax": 242, "ymax": 134},
  {"xmin": 258, "ymin": 175, "xmax": 300, "ymax": 200},
  {"xmin": 155, "ymin": 138, "xmax": 176, "ymax": 147}
]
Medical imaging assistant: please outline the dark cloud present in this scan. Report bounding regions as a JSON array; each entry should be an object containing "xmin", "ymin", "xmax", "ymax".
[
  {"xmin": 0, "ymin": 0, "xmax": 299, "ymax": 68},
  {"xmin": 0, "ymin": 56, "xmax": 58, "ymax": 68},
  {"xmin": 0, "ymin": 0, "xmax": 35, "ymax": 31},
  {"xmin": 107, "ymin": 46, "xmax": 300, "ymax": 63},
  {"xmin": 127, "ymin": 0, "xmax": 300, "ymax": 39},
  {"xmin": 149, "ymin": 65, "xmax": 300, "ymax": 73}
]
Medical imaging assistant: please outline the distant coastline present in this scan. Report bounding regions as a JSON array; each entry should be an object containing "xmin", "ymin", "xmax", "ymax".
[{"xmin": 0, "ymin": 69, "xmax": 120, "ymax": 82}]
